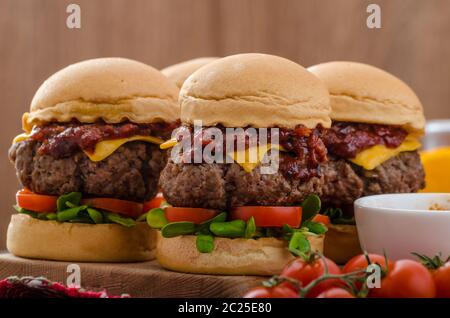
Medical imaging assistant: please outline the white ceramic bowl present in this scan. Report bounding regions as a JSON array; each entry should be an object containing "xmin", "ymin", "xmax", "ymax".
[{"xmin": 354, "ymin": 193, "xmax": 450, "ymax": 260}]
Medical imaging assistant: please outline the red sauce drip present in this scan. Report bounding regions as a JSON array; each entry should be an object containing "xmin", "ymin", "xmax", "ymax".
[
  {"xmin": 178, "ymin": 125, "xmax": 328, "ymax": 181},
  {"xmin": 30, "ymin": 120, "xmax": 179, "ymax": 159},
  {"xmin": 323, "ymin": 122, "xmax": 408, "ymax": 159}
]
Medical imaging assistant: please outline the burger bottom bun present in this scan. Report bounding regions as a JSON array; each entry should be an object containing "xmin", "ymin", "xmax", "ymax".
[
  {"xmin": 7, "ymin": 214, "xmax": 156, "ymax": 262},
  {"xmin": 323, "ymin": 224, "xmax": 362, "ymax": 264},
  {"xmin": 156, "ymin": 232, "xmax": 324, "ymax": 276}
]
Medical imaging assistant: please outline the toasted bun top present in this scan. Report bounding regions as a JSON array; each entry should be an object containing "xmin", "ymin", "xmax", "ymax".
[
  {"xmin": 161, "ymin": 57, "xmax": 218, "ymax": 89},
  {"xmin": 179, "ymin": 53, "xmax": 331, "ymax": 129},
  {"xmin": 308, "ymin": 61, "xmax": 425, "ymax": 133},
  {"xmin": 23, "ymin": 58, "xmax": 179, "ymax": 132}
]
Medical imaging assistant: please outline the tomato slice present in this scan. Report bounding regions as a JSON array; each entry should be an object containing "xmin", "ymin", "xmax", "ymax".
[
  {"xmin": 16, "ymin": 189, "xmax": 57, "ymax": 213},
  {"xmin": 81, "ymin": 198, "xmax": 143, "ymax": 219},
  {"xmin": 230, "ymin": 206, "xmax": 302, "ymax": 228},
  {"xmin": 143, "ymin": 193, "xmax": 165, "ymax": 212},
  {"xmin": 312, "ymin": 214, "xmax": 330, "ymax": 226},
  {"xmin": 165, "ymin": 207, "xmax": 218, "ymax": 224}
]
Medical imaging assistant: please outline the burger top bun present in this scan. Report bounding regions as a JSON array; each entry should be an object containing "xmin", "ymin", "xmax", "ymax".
[
  {"xmin": 308, "ymin": 61, "xmax": 425, "ymax": 133},
  {"xmin": 161, "ymin": 57, "xmax": 218, "ymax": 89},
  {"xmin": 180, "ymin": 53, "xmax": 331, "ymax": 129},
  {"xmin": 23, "ymin": 57, "xmax": 179, "ymax": 132}
]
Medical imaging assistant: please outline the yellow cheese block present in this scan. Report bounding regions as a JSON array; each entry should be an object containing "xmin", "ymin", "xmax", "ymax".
[
  {"xmin": 349, "ymin": 135, "xmax": 421, "ymax": 170},
  {"xmin": 84, "ymin": 135, "xmax": 164, "ymax": 161}
]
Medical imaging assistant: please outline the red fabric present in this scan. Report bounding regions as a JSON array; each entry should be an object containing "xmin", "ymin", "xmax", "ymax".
[{"xmin": 0, "ymin": 276, "xmax": 129, "ymax": 298}]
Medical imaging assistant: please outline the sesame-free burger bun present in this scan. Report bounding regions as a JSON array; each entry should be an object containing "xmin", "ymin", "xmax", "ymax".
[
  {"xmin": 323, "ymin": 224, "xmax": 362, "ymax": 265},
  {"xmin": 156, "ymin": 232, "xmax": 324, "ymax": 276},
  {"xmin": 7, "ymin": 214, "xmax": 156, "ymax": 262},
  {"xmin": 161, "ymin": 57, "xmax": 219, "ymax": 88},
  {"xmin": 180, "ymin": 53, "xmax": 331, "ymax": 129},
  {"xmin": 23, "ymin": 57, "xmax": 179, "ymax": 132},
  {"xmin": 308, "ymin": 61, "xmax": 425, "ymax": 133}
]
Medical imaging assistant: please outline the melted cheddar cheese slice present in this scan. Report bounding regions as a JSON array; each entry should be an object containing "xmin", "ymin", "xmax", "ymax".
[
  {"xmin": 13, "ymin": 133, "xmax": 31, "ymax": 143},
  {"xmin": 83, "ymin": 135, "xmax": 164, "ymax": 161},
  {"xmin": 160, "ymin": 139, "xmax": 283, "ymax": 173},
  {"xmin": 160, "ymin": 138, "xmax": 178, "ymax": 150},
  {"xmin": 230, "ymin": 144, "xmax": 283, "ymax": 173},
  {"xmin": 349, "ymin": 135, "xmax": 421, "ymax": 170},
  {"xmin": 13, "ymin": 133, "xmax": 164, "ymax": 162}
]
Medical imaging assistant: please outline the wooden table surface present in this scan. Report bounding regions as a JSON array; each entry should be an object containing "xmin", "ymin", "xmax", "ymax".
[
  {"xmin": 0, "ymin": 253, "xmax": 263, "ymax": 298},
  {"xmin": 2, "ymin": 0, "xmax": 450, "ymax": 252}
]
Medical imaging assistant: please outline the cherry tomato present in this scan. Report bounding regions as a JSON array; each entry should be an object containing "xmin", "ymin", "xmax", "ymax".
[
  {"xmin": 281, "ymin": 256, "xmax": 342, "ymax": 298},
  {"xmin": 343, "ymin": 253, "xmax": 394, "ymax": 274},
  {"xmin": 16, "ymin": 189, "xmax": 57, "ymax": 213},
  {"xmin": 432, "ymin": 262, "xmax": 450, "ymax": 298},
  {"xmin": 243, "ymin": 286, "xmax": 298, "ymax": 298},
  {"xmin": 164, "ymin": 207, "xmax": 218, "ymax": 224},
  {"xmin": 143, "ymin": 193, "xmax": 165, "ymax": 212},
  {"xmin": 342, "ymin": 253, "xmax": 394, "ymax": 290},
  {"xmin": 316, "ymin": 287, "xmax": 355, "ymax": 298},
  {"xmin": 370, "ymin": 260, "xmax": 436, "ymax": 298},
  {"xmin": 230, "ymin": 206, "xmax": 301, "ymax": 228},
  {"xmin": 81, "ymin": 198, "xmax": 143, "ymax": 218},
  {"xmin": 311, "ymin": 214, "xmax": 330, "ymax": 226}
]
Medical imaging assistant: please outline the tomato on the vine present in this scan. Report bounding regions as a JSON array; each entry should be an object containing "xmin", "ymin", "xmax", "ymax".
[
  {"xmin": 344, "ymin": 254, "xmax": 435, "ymax": 297},
  {"xmin": 414, "ymin": 253, "xmax": 450, "ymax": 298},
  {"xmin": 369, "ymin": 260, "xmax": 435, "ymax": 298},
  {"xmin": 316, "ymin": 287, "xmax": 354, "ymax": 298},
  {"xmin": 243, "ymin": 285, "xmax": 298, "ymax": 298},
  {"xmin": 342, "ymin": 253, "xmax": 394, "ymax": 291},
  {"xmin": 343, "ymin": 253, "xmax": 394, "ymax": 274},
  {"xmin": 432, "ymin": 262, "xmax": 450, "ymax": 298},
  {"xmin": 280, "ymin": 256, "xmax": 342, "ymax": 298}
]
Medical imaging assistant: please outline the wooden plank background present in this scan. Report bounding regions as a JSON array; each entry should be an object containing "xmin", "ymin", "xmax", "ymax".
[{"xmin": 1, "ymin": 0, "xmax": 449, "ymax": 250}]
